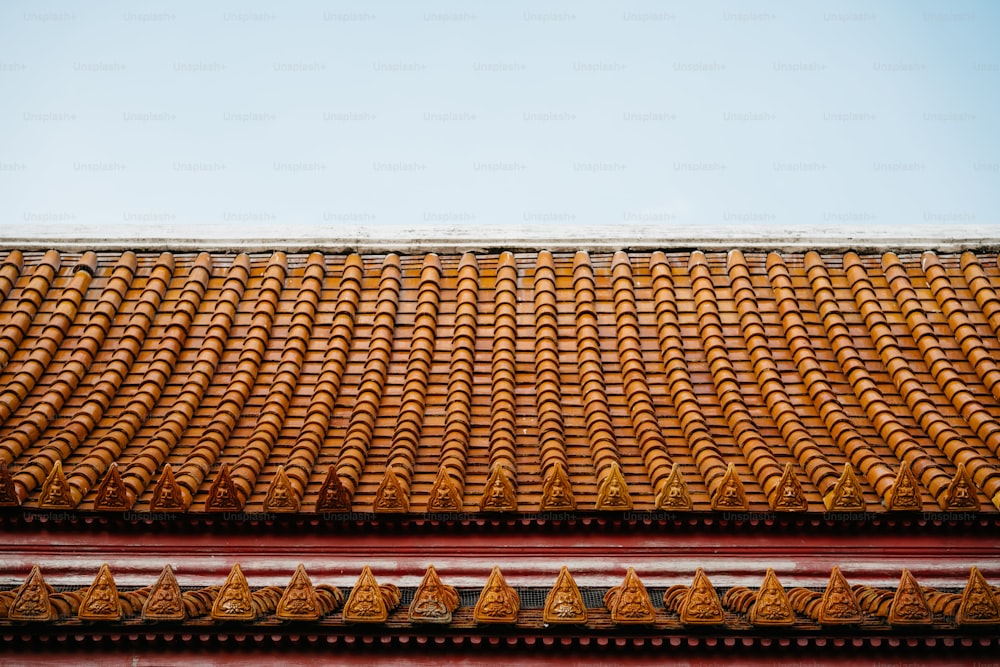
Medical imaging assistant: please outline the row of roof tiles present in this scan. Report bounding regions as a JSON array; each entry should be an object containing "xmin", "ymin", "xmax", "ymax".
[
  {"xmin": 1, "ymin": 248, "xmax": 1000, "ymax": 516},
  {"xmin": 4, "ymin": 563, "xmax": 999, "ymax": 630}
]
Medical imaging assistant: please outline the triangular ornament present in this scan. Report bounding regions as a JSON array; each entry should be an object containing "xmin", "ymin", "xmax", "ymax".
[
  {"xmin": 543, "ymin": 566, "xmax": 587, "ymax": 624},
  {"xmin": 211, "ymin": 563, "xmax": 255, "ymax": 621},
  {"xmin": 315, "ymin": 465, "xmax": 350, "ymax": 512},
  {"xmin": 374, "ymin": 466, "xmax": 409, "ymax": 513},
  {"xmin": 9, "ymin": 565, "xmax": 53, "ymax": 621},
  {"xmin": 680, "ymin": 568, "xmax": 724, "ymax": 625},
  {"xmin": 427, "ymin": 466, "xmax": 463, "ymax": 513},
  {"xmin": 655, "ymin": 462, "xmax": 692, "ymax": 510},
  {"xmin": 825, "ymin": 463, "xmax": 866, "ymax": 511},
  {"xmin": 0, "ymin": 459, "xmax": 20, "ymax": 506},
  {"xmin": 142, "ymin": 564, "xmax": 186, "ymax": 621},
  {"xmin": 605, "ymin": 567, "xmax": 655, "ymax": 624},
  {"xmin": 956, "ymin": 567, "xmax": 1000, "ymax": 625},
  {"xmin": 772, "ymin": 463, "xmax": 808, "ymax": 512},
  {"xmin": 540, "ymin": 464, "xmax": 575, "ymax": 511},
  {"xmin": 79, "ymin": 563, "xmax": 122, "ymax": 621},
  {"xmin": 710, "ymin": 463, "xmax": 748, "ymax": 511},
  {"xmin": 264, "ymin": 465, "xmax": 300, "ymax": 513},
  {"xmin": 276, "ymin": 564, "xmax": 320, "ymax": 620},
  {"xmin": 39, "ymin": 460, "xmax": 74, "ymax": 509},
  {"xmin": 474, "ymin": 566, "xmax": 520, "ymax": 624},
  {"xmin": 595, "ymin": 461, "xmax": 632, "ymax": 510},
  {"xmin": 409, "ymin": 564, "xmax": 460, "ymax": 624},
  {"xmin": 479, "ymin": 465, "xmax": 517, "ymax": 512},
  {"xmin": 943, "ymin": 463, "xmax": 979, "ymax": 512},
  {"xmin": 205, "ymin": 463, "xmax": 241, "ymax": 511},
  {"xmin": 749, "ymin": 568, "xmax": 794, "ymax": 626},
  {"xmin": 343, "ymin": 565, "xmax": 389, "ymax": 623},
  {"xmin": 818, "ymin": 566, "xmax": 862, "ymax": 625},
  {"xmin": 887, "ymin": 569, "xmax": 933, "ymax": 625},
  {"xmin": 886, "ymin": 461, "xmax": 922, "ymax": 511},
  {"xmin": 151, "ymin": 463, "xmax": 185, "ymax": 511},
  {"xmin": 94, "ymin": 463, "xmax": 129, "ymax": 511}
]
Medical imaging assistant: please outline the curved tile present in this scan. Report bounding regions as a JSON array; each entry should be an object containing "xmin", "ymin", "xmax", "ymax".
[
  {"xmin": 487, "ymin": 253, "xmax": 518, "ymax": 486},
  {"xmin": 533, "ymin": 251, "xmax": 569, "ymax": 482},
  {"xmin": 0, "ymin": 250, "xmax": 60, "ymax": 370},
  {"xmin": 0, "ymin": 250, "xmax": 23, "ymax": 305}
]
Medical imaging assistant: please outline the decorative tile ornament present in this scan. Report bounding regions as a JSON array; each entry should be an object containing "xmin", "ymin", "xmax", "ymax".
[
  {"xmin": 79, "ymin": 563, "xmax": 122, "ymax": 621},
  {"xmin": 264, "ymin": 465, "xmax": 299, "ymax": 513},
  {"xmin": 772, "ymin": 463, "xmax": 808, "ymax": 512},
  {"xmin": 343, "ymin": 566, "xmax": 390, "ymax": 623},
  {"xmin": 142, "ymin": 565, "xmax": 185, "ymax": 621},
  {"xmin": 655, "ymin": 462, "xmax": 692, "ymax": 511},
  {"xmin": 749, "ymin": 569, "xmax": 794, "ymax": 626},
  {"xmin": 956, "ymin": 567, "xmax": 1000, "ymax": 625},
  {"xmin": 409, "ymin": 565, "xmax": 460, "ymax": 624},
  {"xmin": 818, "ymin": 566, "xmax": 862, "ymax": 625},
  {"xmin": 315, "ymin": 465, "xmax": 350, "ymax": 512},
  {"xmin": 427, "ymin": 467, "xmax": 462, "ymax": 513},
  {"xmin": 887, "ymin": 569, "xmax": 933, "ymax": 626},
  {"xmin": 373, "ymin": 466, "xmax": 409, "ymax": 513},
  {"xmin": 543, "ymin": 566, "xmax": 587, "ymax": 625},
  {"xmin": 150, "ymin": 463, "xmax": 184, "ymax": 511},
  {"xmin": 886, "ymin": 461, "xmax": 922, "ymax": 511},
  {"xmin": 943, "ymin": 462, "xmax": 979, "ymax": 512},
  {"xmin": 826, "ymin": 464, "xmax": 866, "ymax": 512},
  {"xmin": 605, "ymin": 567, "xmax": 655, "ymax": 625},
  {"xmin": 9, "ymin": 565, "xmax": 53, "ymax": 621},
  {"xmin": 479, "ymin": 465, "xmax": 516, "ymax": 512},
  {"xmin": 276, "ymin": 564, "xmax": 320, "ymax": 621},
  {"xmin": 680, "ymin": 568, "xmax": 724, "ymax": 625},
  {"xmin": 540, "ymin": 464, "xmax": 575, "ymax": 511},
  {"xmin": 595, "ymin": 462, "xmax": 632, "ymax": 511},
  {"xmin": 474, "ymin": 566, "xmax": 519, "ymax": 624},
  {"xmin": 94, "ymin": 462, "xmax": 129, "ymax": 510},
  {"xmin": 0, "ymin": 459, "xmax": 20, "ymax": 506},
  {"xmin": 205, "ymin": 463, "xmax": 241, "ymax": 511},
  {"xmin": 211, "ymin": 564, "xmax": 255, "ymax": 621},
  {"xmin": 39, "ymin": 460, "xmax": 73, "ymax": 509},
  {"xmin": 710, "ymin": 464, "xmax": 748, "ymax": 511}
]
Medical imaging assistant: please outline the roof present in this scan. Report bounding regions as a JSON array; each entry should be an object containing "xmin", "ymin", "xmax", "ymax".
[{"xmin": 1, "ymin": 247, "xmax": 998, "ymax": 517}]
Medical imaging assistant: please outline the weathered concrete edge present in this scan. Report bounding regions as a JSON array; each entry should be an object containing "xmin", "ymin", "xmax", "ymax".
[{"xmin": 2, "ymin": 236, "xmax": 1000, "ymax": 254}]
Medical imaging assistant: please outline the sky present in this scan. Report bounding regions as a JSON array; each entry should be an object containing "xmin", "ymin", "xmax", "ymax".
[{"xmin": 0, "ymin": 0, "xmax": 998, "ymax": 245}]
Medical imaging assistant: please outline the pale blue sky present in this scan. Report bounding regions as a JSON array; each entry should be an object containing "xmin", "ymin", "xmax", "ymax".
[{"xmin": 0, "ymin": 0, "xmax": 997, "ymax": 243}]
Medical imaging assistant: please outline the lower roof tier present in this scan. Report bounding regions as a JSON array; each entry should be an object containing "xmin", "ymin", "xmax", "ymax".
[{"xmin": 2, "ymin": 248, "xmax": 1000, "ymax": 520}]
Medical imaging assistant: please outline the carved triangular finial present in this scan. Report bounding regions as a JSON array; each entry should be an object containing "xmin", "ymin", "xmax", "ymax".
[
  {"xmin": 343, "ymin": 565, "xmax": 390, "ymax": 623},
  {"xmin": 142, "ymin": 564, "xmax": 185, "ymax": 621},
  {"xmin": 0, "ymin": 459, "xmax": 20, "ymax": 507},
  {"xmin": 826, "ymin": 463, "xmax": 866, "ymax": 511},
  {"xmin": 151, "ymin": 463, "xmax": 185, "ymax": 511},
  {"xmin": 264, "ymin": 466, "xmax": 300, "ymax": 513},
  {"xmin": 957, "ymin": 567, "xmax": 1000, "ymax": 625},
  {"xmin": 943, "ymin": 462, "xmax": 979, "ymax": 512},
  {"xmin": 427, "ymin": 467, "xmax": 463, "ymax": 513},
  {"xmin": 680, "ymin": 568, "xmax": 724, "ymax": 625},
  {"xmin": 39, "ymin": 460, "xmax": 74, "ymax": 509},
  {"xmin": 409, "ymin": 564, "xmax": 460, "ymax": 624},
  {"xmin": 479, "ymin": 465, "xmax": 517, "ymax": 512},
  {"xmin": 655, "ymin": 462, "xmax": 692, "ymax": 510},
  {"xmin": 710, "ymin": 463, "xmax": 748, "ymax": 511},
  {"xmin": 9, "ymin": 565, "xmax": 54, "ymax": 621},
  {"xmin": 886, "ymin": 461, "xmax": 922, "ymax": 511},
  {"xmin": 772, "ymin": 463, "xmax": 808, "ymax": 512},
  {"xmin": 374, "ymin": 466, "xmax": 409, "ymax": 513},
  {"xmin": 474, "ymin": 566, "xmax": 520, "ymax": 624},
  {"xmin": 605, "ymin": 567, "xmax": 655, "ymax": 624},
  {"xmin": 595, "ymin": 461, "xmax": 632, "ymax": 510},
  {"xmin": 818, "ymin": 566, "xmax": 862, "ymax": 625},
  {"xmin": 540, "ymin": 464, "xmax": 575, "ymax": 511},
  {"xmin": 749, "ymin": 568, "xmax": 794, "ymax": 626},
  {"xmin": 277, "ymin": 564, "xmax": 320, "ymax": 620},
  {"xmin": 211, "ymin": 563, "xmax": 255, "ymax": 621},
  {"xmin": 205, "ymin": 463, "xmax": 241, "ymax": 511},
  {"xmin": 543, "ymin": 566, "xmax": 587, "ymax": 624},
  {"xmin": 315, "ymin": 465, "xmax": 350, "ymax": 512},
  {"xmin": 887, "ymin": 569, "xmax": 933, "ymax": 625},
  {"xmin": 94, "ymin": 463, "xmax": 129, "ymax": 511},
  {"xmin": 79, "ymin": 563, "xmax": 122, "ymax": 621}
]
